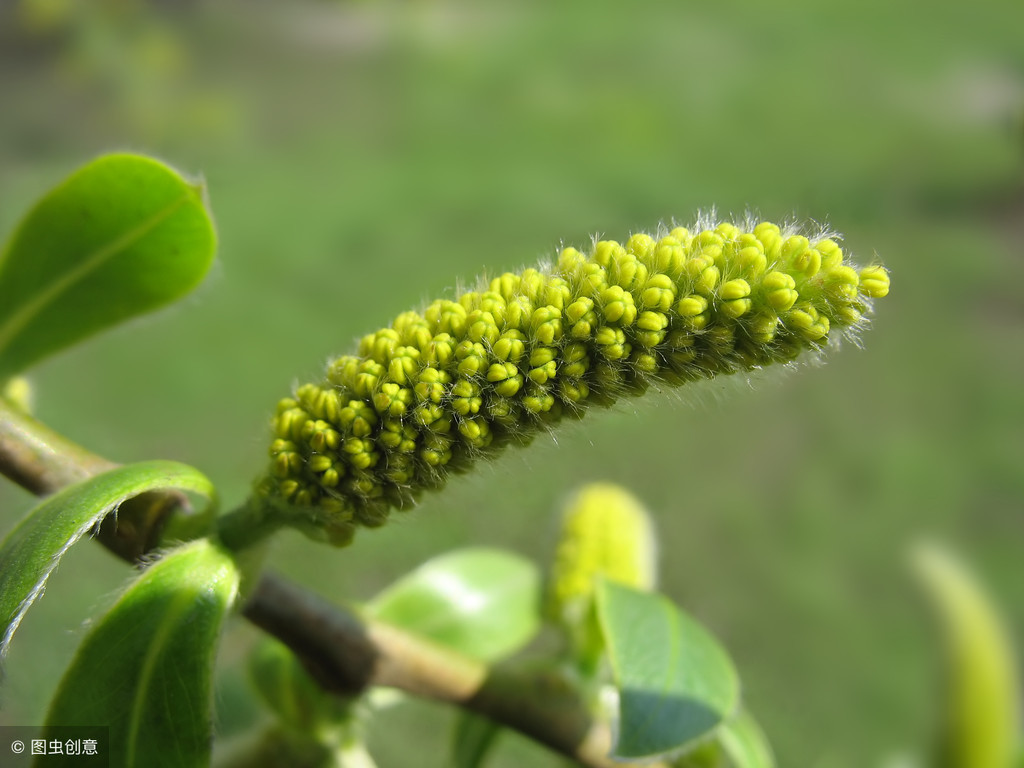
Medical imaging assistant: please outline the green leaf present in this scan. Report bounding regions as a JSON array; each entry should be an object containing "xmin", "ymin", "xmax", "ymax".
[
  {"xmin": 717, "ymin": 709, "xmax": 776, "ymax": 768},
  {"xmin": 595, "ymin": 580, "xmax": 740, "ymax": 760},
  {"xmin": 912, "ymin": 542, "xmax": 1022, "ymax": 768},
  {"xmin": 248, "ymin": 636, "xmax": 352, "ymax": 736},
  {"xmin": 40, "ymin": 538, "xmax": 239, "ymax": 768},
  {"xmin": 675, "ymin": 710, "xmax": 776, "ymax": 768},
  {"xmin": 0, "ymin": 153, "xmax": 216, "ymax": 379},
  {"xmin": 367, "ymin": 548, "xmax": 540, "ymax": 662},
  {"xmin": 452, "ymin": 712, "xmax": 502, "ymax": 768},
  {"xmin": 0, "ymin": 460, "xmax": 215, "ymax": 659}
]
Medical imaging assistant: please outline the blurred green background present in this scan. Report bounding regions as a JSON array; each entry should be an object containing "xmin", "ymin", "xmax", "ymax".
[{"xmin": 1, "ymin": 0, "xmax": 1022, "ymax": 765}]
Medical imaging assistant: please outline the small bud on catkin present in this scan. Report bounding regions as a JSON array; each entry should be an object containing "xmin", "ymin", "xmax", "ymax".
[{"xmin": 256, "ymin": 218, "xmax": 889, "ymax": 545}]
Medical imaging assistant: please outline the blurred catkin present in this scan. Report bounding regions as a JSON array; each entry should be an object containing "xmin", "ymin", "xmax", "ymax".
[
  {"xmin": 548, "ymin": 484, "xmax": 656, "ymax": 622},
  {"xmin": 257, "ymin": 219, "xmax": 890, "ymax": 545}
]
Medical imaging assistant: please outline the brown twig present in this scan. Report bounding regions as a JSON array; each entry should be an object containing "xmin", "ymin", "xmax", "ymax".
[
  {"xmin": 0, "ymin": 397, "xmax": 628, "ymax": 768},
  {"xmin": 0, "ymin": 397, "xmax": 115, "ymax": 494}
]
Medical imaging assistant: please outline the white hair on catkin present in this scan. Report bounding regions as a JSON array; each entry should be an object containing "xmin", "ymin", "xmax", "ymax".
[{"xmin": 256, "ymin": 216, "xmax": 890, "ymax": 546}]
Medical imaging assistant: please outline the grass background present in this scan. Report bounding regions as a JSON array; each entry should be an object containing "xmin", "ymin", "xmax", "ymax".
[{"xmin": 1, "ymin": 1, "xmax": 1022, "ymax": 765}]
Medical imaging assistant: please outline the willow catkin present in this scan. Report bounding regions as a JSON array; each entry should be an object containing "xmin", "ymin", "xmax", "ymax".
[
  {"xmin": 548, "ymin": 484, "xmax": 657, "ymax": 623},
  {"xmin": 257, "ymin": 219, "xmax": 890, "ymax": 545}
]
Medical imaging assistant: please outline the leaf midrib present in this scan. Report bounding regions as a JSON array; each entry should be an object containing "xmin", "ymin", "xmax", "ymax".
[
  {"xmin": 125, "ymin": 582, "xmax": 201, "ymax": 767},
  {"xmin": 0, "ymin": 191, "xmax": 191, "ymax": 356}
]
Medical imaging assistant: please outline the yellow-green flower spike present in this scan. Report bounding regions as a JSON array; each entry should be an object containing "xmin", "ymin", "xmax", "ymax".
[
  {"xmin": 548, "ymin": 484, "xmax": 657, "ymax": 622},
  {"xmin": 256, "ymin": 218, "xmax": 890, "ymax": 545}
]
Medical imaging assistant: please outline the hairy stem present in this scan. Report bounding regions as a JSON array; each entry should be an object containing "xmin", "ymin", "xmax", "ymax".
[{"xmin": 213, "ymin": 500, "xmax": 288, "ymax": 553}]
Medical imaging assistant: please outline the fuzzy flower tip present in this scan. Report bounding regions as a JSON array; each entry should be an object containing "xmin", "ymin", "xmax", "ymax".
[
  {"xmin": 258, "ymin": 218, "xmax": 890, "ymax": 545},
  {"xmin": 548, "ymin": 484, "xmax": 657, "ymax": 623}
]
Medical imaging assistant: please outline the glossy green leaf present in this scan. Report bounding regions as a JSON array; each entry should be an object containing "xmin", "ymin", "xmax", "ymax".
[
  {"xmin": 0, "ymin": 460, "xmax": 215, "ymax": 659},
  {"xmin": 595, "ymin": 580, "xmax": 740, "ymax": 760},
  {"xmin": 452, "ymin": 711, "xmax": 502, "ymax": 768},
  {"xmin": 367, "ymin": 548, "xmax": 540, "ymax": 662},
  {"xmin": 41, "ymin": 537, "xmax": 240, "ymax": 768},
  {"xmin": 718, "ymin": 709, "xmax": 776, "ymax": 768},
  {"xmin": 0, "ymin": 153, "xmax": 216, "ymax": 379},
  {"xmin": 912, "ymin": 542, "xmax": 1022, "ymax": 768}
]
